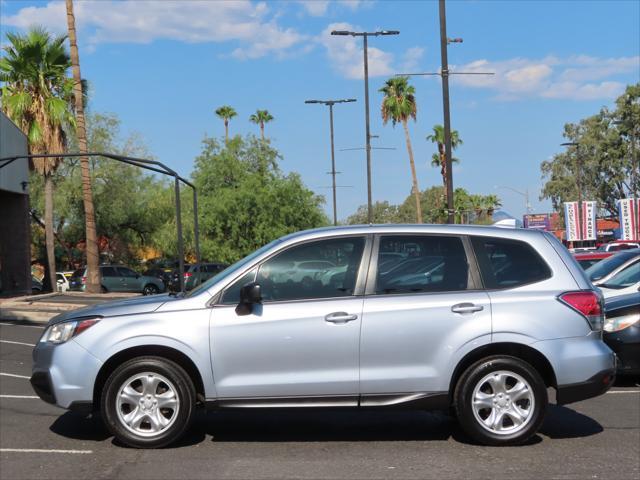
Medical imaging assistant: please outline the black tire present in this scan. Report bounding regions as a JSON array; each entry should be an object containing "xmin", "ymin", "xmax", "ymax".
[
  {"xmin": 143, "ymin": 284, "xmax": 159, "ymax": 296},
  {"xmin": 100, "ymin": 356, "xmax": 196, "ymax": 448},
  {"xmin": 454, "ymin": 355, "xmax": 547, "ymax": 446}
]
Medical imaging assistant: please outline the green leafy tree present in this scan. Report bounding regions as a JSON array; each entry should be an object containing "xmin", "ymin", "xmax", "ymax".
[
  {"xmin": 215, "ymin": 105, "xmax": 237, "ymax": 144},
  {"xmin": 380, "ymin": 76, "xmax": 422, "ymax": 223},
  {"xmin": 426, "ymin": 124, "xmax": 463, "ymax": 193},
  {"xmin": 541, "ymin": 84, "xmax": 639, "ymax": 216},
  {"xmin": 346, "ymin": 201, "xmax": 408, "ymax": 225},
  {"xmin": 29, "ymin": 113, "xmax": 175, "ymax": 267},
  {"xmin": 249, "ymin": 109, "xmax": 274, "ymax": 141},
  {"xmin": 1, "ymin": 27, "xmax": 75, "ymax": 290},
  {"xmin": 192, "ymin": 135, "xmax": 328, "ymax": 263}
]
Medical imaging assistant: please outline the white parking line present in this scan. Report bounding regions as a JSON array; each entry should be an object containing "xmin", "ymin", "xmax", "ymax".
[
  {"xmin": 0, "ymin": 323, "xmax": 44, "ymax": 329},
  {"xmin": 0, "ymin": 339, "xmax": 35, "ymax": 347},
  {"xmin": 0, "ymin": 448, "xmax": 92, "ymax": 454},
  {"xmin": 607, "ymin": 390, "xmax": 640, "ymax": 394},
  {"xmin": 0, "ymin": 372, "xmax": 30, "ymax": 379},
  {"xmin": 0, "ymin": 395, "xmax": 38, "ymax": 399}
]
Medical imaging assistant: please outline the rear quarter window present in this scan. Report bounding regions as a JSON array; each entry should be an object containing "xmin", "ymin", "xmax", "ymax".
[{"xmin": 472, "ymin": 236, "xmax": 552, "ymax": 289}]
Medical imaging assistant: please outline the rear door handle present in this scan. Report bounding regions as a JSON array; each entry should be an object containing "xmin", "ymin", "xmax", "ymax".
[
  {"xmin": 325, "ymin": 312, "xmax": 358, "ymax": 324},
  {"xmin": 451, "ymin": 303, "xmax": 484, "ymax": 314}
]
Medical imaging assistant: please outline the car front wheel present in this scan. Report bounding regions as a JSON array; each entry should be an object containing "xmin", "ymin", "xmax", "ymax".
[
  {"xmin": 454, "ymin": 355, "xmax": 547, "ymax": 446},
  {"xmin": 101, "ymin": 357, "xmax": 195, "ymax": 448},
  {"xmin": 143, "ymin": 284, "xmax": 159, "ymax": 295}
]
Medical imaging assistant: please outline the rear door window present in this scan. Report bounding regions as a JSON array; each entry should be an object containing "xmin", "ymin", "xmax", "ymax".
[
  {"xmin": 471, "ymin": 236, "xmax": 551, "ymax": 289},
  {"xmin": 375, "ymin": 235, "xmax": 469, "ymax": 294},
  {"xmin": 101, "ymin": 266, "xmax": 118, "ymax": 277}
]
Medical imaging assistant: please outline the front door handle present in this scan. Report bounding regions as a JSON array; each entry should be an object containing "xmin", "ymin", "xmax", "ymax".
[
  {"xmin": 451, "ymin": 303, "xmax": 484, "ymax": 314},
  {"xmin": 325, "ymin": 312, "xmax": 358, "ymax": 324}
]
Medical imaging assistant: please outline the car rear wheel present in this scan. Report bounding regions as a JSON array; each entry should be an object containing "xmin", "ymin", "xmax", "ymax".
[
  {"xmin": 143, "ymin": 284, "xmax": 159, "ymax": 295},
  {"xmin": 101, "ymin": 356, "xmax": 195, "ymax": 448},
  {"xmin": 454, "ymin": 355, "xmax": 547, "ymax": 446}
]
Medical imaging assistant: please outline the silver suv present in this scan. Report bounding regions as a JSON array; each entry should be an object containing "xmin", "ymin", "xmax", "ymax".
[{"xmin": 31, "ymin": 225, "xmax": 615, "ymax": 448}]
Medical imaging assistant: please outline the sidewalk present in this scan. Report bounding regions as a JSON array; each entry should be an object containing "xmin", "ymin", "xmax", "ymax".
[{"xmin": 0, "ymin": 291, "xmax": 139, "ymax": 323}]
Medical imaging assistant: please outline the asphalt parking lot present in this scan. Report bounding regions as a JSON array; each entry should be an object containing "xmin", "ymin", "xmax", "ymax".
[{"xmin": 1, "ymin": 320, "xmax": 638, "ymax": 480}]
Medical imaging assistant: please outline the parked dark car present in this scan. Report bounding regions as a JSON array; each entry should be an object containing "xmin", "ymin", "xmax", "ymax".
[
  {"xmin": 573, "ymin": 251, "xmax": 613, "ymax": 270},
  {"xmin": 68, "ymin": 268, "xmax": 85, "ymax": 291},
  {"xmin": 603, "ymin": 293, "xmax": 640, "ymax": 376},
  {"xmin": 184, "ymin": 263, "xmax": 227, "ymax": 290},
  {"xmin": 31, "ymin": 276, "xmax": 43, "ymax": 294},
  {"xmin": 167, "ymin": 264, "xmax": 192, "ymax": 292}
]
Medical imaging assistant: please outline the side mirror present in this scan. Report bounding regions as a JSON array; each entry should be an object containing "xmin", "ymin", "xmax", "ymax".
[{"xmin": 240, "ymin": 282, "xmax": 262, "ymax": 304}]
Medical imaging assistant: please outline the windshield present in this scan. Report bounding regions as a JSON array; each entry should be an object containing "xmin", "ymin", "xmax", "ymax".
[
  {"xmin": 600, "ymin": 261, "xmax": 640, "ymax": 289},
  {"xmin": 585, "ymin": 251, "xmax": 639, "ymax": 281},
  {"xmin": 185, "ymin": 239, "xmax": 282, "ymax": 297}
]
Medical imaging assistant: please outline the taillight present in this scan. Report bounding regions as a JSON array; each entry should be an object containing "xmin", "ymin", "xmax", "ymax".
[
  {"xmin": 559, "ymin": 291, "xmax": 603, "ymax": 331},
  {"xmin": 184, "ymin": 272, "xmax": 192, "ymax": 278},
  {"xmin": 81, "ymin": 276, "xmax": 86, "ymax": 284}
]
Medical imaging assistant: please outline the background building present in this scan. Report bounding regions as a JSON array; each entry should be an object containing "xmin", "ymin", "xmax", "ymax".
[{"xmin": 0, "ymin": 111, "xmax": 31, "ymax": 295}]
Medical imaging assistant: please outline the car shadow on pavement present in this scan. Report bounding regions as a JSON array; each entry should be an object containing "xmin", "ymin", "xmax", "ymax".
[
  {"xmin": 48, "ymin": 404, "xmax": 603, "ymax": 448},
  {"xmin": 49, "ymin": 412, "xmax": 111, "ymax": 442},
  {"xmin": 192, "ymin": 410, "xmax": 455, "ymax": 444},
  {"xmin": 539, "ymin": 404, "xmax": 603, "ymax": 439}
]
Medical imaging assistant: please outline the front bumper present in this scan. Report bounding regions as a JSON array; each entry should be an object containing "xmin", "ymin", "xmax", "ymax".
[
  {"xmin": 31, "ymin": 338, "xmax": 103, "ymax": 409},
  {"xmin": 604, "ymin": 324, "xmax": 640, "ymax": 376},
  {"xmin": 556, "ymin": 367, "xmax": 616, "ymax": 405}
]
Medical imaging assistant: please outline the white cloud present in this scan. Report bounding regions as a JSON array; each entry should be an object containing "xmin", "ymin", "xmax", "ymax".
[
  {"xmin": 452, "ymin": 55, "xmax": 638, "ymax": 100},
  {"xmin": 297, "ymin": 0, "xmax": 370, "ymax": 16},
  {"xmin": 318, "ymin": 23, "xmax": 418, "ymax": 80},
  {"xmin": 1, "ymin": 0, "xmax": 306, "ymax": 59},
  {"xmin": 400, "ymin": 46, "xmax": 425, "ymax": 72}
]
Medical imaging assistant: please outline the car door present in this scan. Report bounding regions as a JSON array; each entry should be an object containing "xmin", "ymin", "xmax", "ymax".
[
  {"xmin": 209, "ymin": 235, "xmax": 370, "ymax": 401},
  {"xmin": 100, "ymin": 266, "xmax": 122, "ymax": 291},
  {"xmin": 117, "ymin": 267, "xmax": 142, "ymax": 292},
  {"xmin": 359, "ymin": 234, "xmax": 491, "ymax": 398}
]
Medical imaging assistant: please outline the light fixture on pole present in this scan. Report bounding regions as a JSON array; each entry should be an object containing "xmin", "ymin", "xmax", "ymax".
[
  {"xmin": 305, "ymin": 98, "xmax": 357, "ymax": 226},
  {"xmin": 331, "ymin": 29, "xmax": 399, "ymax": 223},
  {"xmin": 495, "ymin": 185, "xmax": 532, "ymax": 214}
]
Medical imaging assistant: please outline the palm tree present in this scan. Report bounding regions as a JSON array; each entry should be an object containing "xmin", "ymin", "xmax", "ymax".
[
  {"xmin": 249, "ymin": 109, "xmax": 274, "ymax": 141},
  {"xmin": 380, "ymin": 76, "xmax": 422, "ymax": 223},
  {"xmin": 1, "ymin": 27, "xmax": 75, "ymax": 291},
  {"xmin": 215, "ymin": 105, "xmax": 237, "ymax": 144},
  {"xmin": 66, "ymin": 0, "xmax": 101, "ymax": 293},
  {"xmin": 426, "ymin": 124, "xmax": 463, "ymax": 194}
]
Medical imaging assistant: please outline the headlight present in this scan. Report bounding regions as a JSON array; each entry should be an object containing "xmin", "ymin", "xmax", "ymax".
[
  {"xmin": 40, "ymin": 317, "xmax": 101, "ymax": 344},
  {"xmin": 604, "ymin": 313, "xmax": 640, "ymax": 333}
]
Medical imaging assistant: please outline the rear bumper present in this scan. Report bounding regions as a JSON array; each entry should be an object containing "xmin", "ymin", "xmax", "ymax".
[{"xmin": 556, "ymin": 367, "xmax": 616, "ymax": 405}]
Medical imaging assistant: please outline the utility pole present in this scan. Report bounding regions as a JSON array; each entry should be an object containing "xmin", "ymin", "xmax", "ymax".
[
  {"xmin": 397, "ymin": 1, "xmax": 492, "ymax": 224},
  {"xmin": 331, "ymin": 29, "xmax": 399, "ymax": 223},
  {"xmin": 439, "ymin": 0, "xmax": 455, "ymax": 224},
  {"xmin": 305, "ymin": 98, "xmax": 357, "ymax": 225}
]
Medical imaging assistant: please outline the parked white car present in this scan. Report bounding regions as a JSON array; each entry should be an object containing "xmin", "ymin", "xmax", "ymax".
[
  {"xmin": 55, "ymin": 271, "xmax": 74, "ymax": 292},
  {"xmin": 598, "ymin": 260, "xmax": 640, "ymax": 299}
]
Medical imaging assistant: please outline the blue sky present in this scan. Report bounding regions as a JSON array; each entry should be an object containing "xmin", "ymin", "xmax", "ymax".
[{"xmin": 2, "ymin": 0, "xmax": 639, "ymax": 221}]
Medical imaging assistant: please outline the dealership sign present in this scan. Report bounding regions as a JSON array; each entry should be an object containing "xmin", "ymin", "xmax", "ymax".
[
  {"xmin": 523, "ymin": 214, "xmax": 551, "ymax": 231},
  {"xmin": 618, "ymin": 198, "xmax": 639, "ymax": 240},
  {"xmin": 564, "ymin": 201, "xmax": 597, "ymax": 241}
]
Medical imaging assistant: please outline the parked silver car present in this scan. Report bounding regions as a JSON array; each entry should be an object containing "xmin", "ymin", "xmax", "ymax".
[{"xmin": 31, "ymin": 225, "xmax": 615, "ymax": 448}]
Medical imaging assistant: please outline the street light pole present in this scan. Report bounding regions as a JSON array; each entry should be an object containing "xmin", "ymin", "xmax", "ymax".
[
  {"xmin": 363, "ymin": 34, "xmax": 373, "ymax": 224},
  {"xmin": 331, "ymin": 29, "xmax": 399, "ymax": 223},
  {"xmin": 495, "ymin": 185, "xmax": 531, "ymax": 214},
  {"xmin": 305, "ymin": 98, "xmax": 357, "ymax": 226}
]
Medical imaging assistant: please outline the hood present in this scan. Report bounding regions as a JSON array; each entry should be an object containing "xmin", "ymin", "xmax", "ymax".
[{"xmin": 47, "ymin": 294, "xmax": 174, "ymax": 326}]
